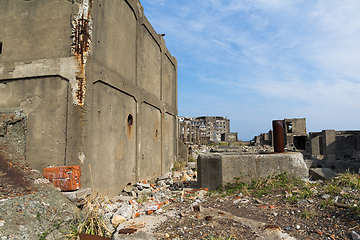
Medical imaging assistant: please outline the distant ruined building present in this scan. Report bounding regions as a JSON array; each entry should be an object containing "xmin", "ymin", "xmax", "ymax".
[
  {"xmin": 0, "ymin": 0, "xmax": 178, "ymax": 196},
  {"xmin": 179, "ymin": 116, "xmax": 237, "ymax": 143}
]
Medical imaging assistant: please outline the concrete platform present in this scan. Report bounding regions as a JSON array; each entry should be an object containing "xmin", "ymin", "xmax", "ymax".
[{"xmin": 198, "ymin": 152, "xmax": 309, "ymax": 190}]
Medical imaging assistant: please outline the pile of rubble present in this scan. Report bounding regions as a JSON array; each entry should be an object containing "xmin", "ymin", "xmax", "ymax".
[{"xmin": 63, "ymin": 169, "xmax": 204, "ymax": 237}]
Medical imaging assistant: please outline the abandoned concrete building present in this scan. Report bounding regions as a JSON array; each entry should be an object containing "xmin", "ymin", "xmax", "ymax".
[
  {"xmin": 179, "ymin": 116, "xmax": 233, "ymax": 143},
  {"xmin": 309, "ymin": 130, "xmax": 360, "ymax": 172},
  {"xmin": 253, "ymin": 118, "xmax": 308, "ymax": 151},
  {"xmin": 252, "ymin": 118, "xmax": 360, "ymax": 173},
  {"xmin": 0, "ymin": 0, "xmax": 178, "ymax": 196}
]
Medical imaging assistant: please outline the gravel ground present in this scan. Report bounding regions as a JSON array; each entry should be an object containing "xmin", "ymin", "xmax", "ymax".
[{"xmin": 153, "ymin": 185, "xmax": 360, "ymax": 240}]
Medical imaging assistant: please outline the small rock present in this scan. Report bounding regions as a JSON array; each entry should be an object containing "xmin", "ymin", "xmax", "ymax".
[
  {"xmin": 297, "ymin": 199, "xmax": 308, "ymax": 206},
  {"xmin": 123, "ymin": 185, "xmax": 133, "ymax": 193},
  {"xmin": 322, "ymin": 194, "xmax": 331, "ymax": 200},
  {"xmin": 157, "ymin": 180, "xmax": 167, "ymax": 188},
  {"xmin": 117, "ymin": 205, "xmax": 133, "ymax": 220},
  {"xmin": 351, "ymin": 231, "xmax": 360, "ymax": 240},
  {"xmin": 111, "ymin": 215, "xmax": 126, "ymax": 228},
  {"xmin": 136, "ymin": 183, "xmax": 151, "ymax": 189}
]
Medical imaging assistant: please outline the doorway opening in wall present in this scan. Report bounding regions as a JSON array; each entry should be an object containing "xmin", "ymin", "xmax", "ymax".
[
  {"xmin": 294, "ymin": 136, "xmax": 307, "ymax": 150},
  {"xmin": 319, "ymin": 136, "xmax": 323, "ymax": 155}
]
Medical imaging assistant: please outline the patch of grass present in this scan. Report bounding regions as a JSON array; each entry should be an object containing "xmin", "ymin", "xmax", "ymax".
[
  {"xmin": 188, "ymin": 156, "xmax": 196, "ymax": 162},
  {"xmin": 217, "ymin": 142, "xmax": 229, "ymax": 146},
  {"xmin": 64, "ymin": 192, "xmax": 111, "ymax": 239},
  {"xmin": 324, "ymin": 184, "xmax": 341, "ymax": 195},
  {"xmin": 334, "ymin": 170, "xmax": 360, "ymax": 189},
  {"xmin": 300, "ymin": 208, "xmax": 317, "ymax": 219},
  {"xmin": 212, "ymin": 172, "xmax": 307, "ymax": 198},
  {"xmin": 319, "ymin": 198, "xmax": 334, "ymax": 209},
  {"xmin": 172, "ymin": 160, "xmax": 185, "ymax": 172}
]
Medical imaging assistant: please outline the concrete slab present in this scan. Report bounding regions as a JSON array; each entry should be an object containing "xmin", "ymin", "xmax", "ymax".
[
  {"xmin": 309, "ymin": 168, "xmax": 337, "ymax": 180},
  {"xmin": 198, "ymin": 152, "xmax": 309, "ymax": 190}
]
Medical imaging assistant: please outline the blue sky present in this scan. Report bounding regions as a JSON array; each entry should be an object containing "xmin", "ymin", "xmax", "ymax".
[{"xmin": 140, "ymin": 0, "xmax": 360, "ymax": 140}]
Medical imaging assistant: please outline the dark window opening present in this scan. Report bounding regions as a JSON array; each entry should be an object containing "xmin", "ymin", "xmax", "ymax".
[
  {"xmin": 0, "ymin": 42, "xmax": 2, "ymax": 54},
  {"xmin": 294, "ymin": 136, "xmax": 306, "ymax": 150},
  {"xmin": 319, "ymin": 136, "xmax": 323, "ymax": 155},
  {"xmin": 286, "ymin": 123, "xmax": 293, "ymax": 133},
  {"xmin": 127, "ymin": 114, "xmax": 133, "ymax": 126}
]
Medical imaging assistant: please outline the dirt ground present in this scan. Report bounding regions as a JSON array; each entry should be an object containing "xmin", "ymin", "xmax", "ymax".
[{"xmin": 154, "ymin": 188, "xmax": 360, "ymax": 240}]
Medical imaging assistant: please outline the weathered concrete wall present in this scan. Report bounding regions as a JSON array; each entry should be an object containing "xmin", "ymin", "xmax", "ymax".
[
  {"xmin": 221, "ymin": 132, "xmax": 238, "ymax": 142},
  {"xmin": 309, "ymin": 130, "xmax": 360, "ymax": 172},
  {"xmin": 0, "ymin": 77, "xmax": 69, "ymax": 170},
  {"xmin": 0, "ymin": 108, "xmax": 27, "ymax": 159},
  {"xmin": 335, "ymin": 131, "xmax": 360, "ymax": 161},
  {"xmin": 0, "ymin": 0, "xmax": 76, "ymax": 62},
  {"xmin": 322, "ymin": 130, "xmax": 336, "ymax": 166},
  {"xmin": 0, "ymin": 0, "xmax": 178, "ymax": 196},
  {"xmin": 198, "ymin": 152, "xmax": 309, "ymax": 190}
]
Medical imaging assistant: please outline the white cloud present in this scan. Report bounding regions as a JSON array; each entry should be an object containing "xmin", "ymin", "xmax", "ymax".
[{"xmin": 140, "ymin": 0, "xmax": 360, "ymax": 139}]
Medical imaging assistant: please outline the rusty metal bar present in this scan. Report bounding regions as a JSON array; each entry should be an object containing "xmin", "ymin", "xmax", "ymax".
[{"xmin": 272, "ymin": 120, "xmax": 285, "ymax": 153}]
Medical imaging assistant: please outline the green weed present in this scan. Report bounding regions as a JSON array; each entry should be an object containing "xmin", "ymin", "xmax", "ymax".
[
  {"xmin": 300, "ymin": 207, "xmax": 317, "ymax": 219},
  {"xmin": 172, "ymin": 160, "xmax": 185, "ymax": 172}
]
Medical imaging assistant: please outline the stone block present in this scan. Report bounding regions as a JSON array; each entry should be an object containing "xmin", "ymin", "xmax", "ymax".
[
  {"xmin": 309, "ymin": 168, "xmax": 337, "ymax": 180},
  {"xmin": 198, "ymin": 152, "xmax": 309, "ymax": 190}
]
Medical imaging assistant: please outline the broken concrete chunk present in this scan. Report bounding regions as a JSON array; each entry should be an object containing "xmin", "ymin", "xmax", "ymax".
[
  {"xmin": 135, "ymin": 183, "xmax": 151, "ymax": 189},
  {"xmin": 157, "ymin": 172, "xmax": 172, "ymax": 181},
  {"xmin": 117, "ymin": 205, "xmax": 133, "ymax": 220},
  {"xmin": 309, "ymin": 168, "xmax": 337, "ymax": 180},
  {"xmin": 61, "ymin": 188, "xmax": 92, "ymax": 203},
  {"xmin": 111, "ymin": 215, "xmax": 126, "ymax": 228}
]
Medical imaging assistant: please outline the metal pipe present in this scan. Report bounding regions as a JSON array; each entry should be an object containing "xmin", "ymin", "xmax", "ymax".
[{"xmin": 272, "ymin": 120, "xmax": 285, "ymax": 153}]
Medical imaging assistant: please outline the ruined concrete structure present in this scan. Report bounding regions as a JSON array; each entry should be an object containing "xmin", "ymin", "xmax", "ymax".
[
  {"xmin": 253, "ymin": 118, "xmax": 308, "ymax": 151},
  {"xmin": 252, "ymin": 118, "xmax": 360, "ymax": 172},
  {"xmin": 283, "ymin": 118, "xmax": 308, "ymax": 150},
  {"xmin": 179, "ymin": 116, "xmax": 232, "ymax": 143},
  {"xmin": 220, "ymin": 132, "xmax": 238, "ymax": 142},
  {"xmin": 309, "ymin": 130, "xmax": 360, "ymax": 171},
  {"xmin": 0, "ymin": 0, "xmax": 178, "ymax": 196}
]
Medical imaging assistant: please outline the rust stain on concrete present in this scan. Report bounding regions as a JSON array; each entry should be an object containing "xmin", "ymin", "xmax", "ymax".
[{"xmin": 72, "ymin": 0, "xmax": 92, "ymax": 106}]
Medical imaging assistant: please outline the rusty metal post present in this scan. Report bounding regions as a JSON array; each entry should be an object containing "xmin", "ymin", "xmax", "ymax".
[{"xmin": 272, "ymin": 120, "xmax": 285, "ymax": 153}]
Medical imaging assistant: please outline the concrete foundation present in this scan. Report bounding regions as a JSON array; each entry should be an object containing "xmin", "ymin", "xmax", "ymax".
[{"xmin": 198, "ymin": 152, "xmax": 309, "ymax": 190}]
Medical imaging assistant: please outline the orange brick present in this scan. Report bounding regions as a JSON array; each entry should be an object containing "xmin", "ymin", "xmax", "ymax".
[
  {"xmin": 135, "ymin": 212, "xmax": 140, "ymax": 218},
  {"xmin": 43, "ymin": 165, "xmax": 81, "ymax": 191},
  {"xmin": 146, "ymin": 210, "xmax": 153, "ymax": 215}
]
